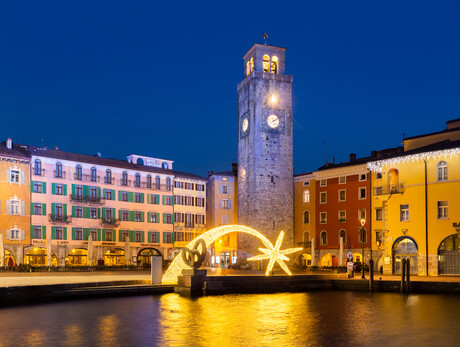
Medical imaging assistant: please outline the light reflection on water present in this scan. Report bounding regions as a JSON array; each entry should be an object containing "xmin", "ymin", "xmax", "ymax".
[{"xmin": 0, "ymin": 292, "xmax": 460, "ymax": 346}]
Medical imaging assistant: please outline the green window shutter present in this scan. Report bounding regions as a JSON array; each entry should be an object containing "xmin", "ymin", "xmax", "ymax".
[
  {"xmin": 119, "ymin": 209, "xmax": 122, "ymax": 220},
  {"xmin": 42, "ymin": 182, "xmax": 46, "ymax": 194},
  {"xmin": 72, "ymin": 206, "xmax": 76, "ymax": 217},
  {"xmin": 30, "ymin": 202, "xmax": 34, "ymax": 213},
  {"xmin": 129, "ymin": 211, "xmax": 135, "ymax": 222},
  {"xmin": 102, "ymin": 229, "xmax": 106, "ymax": 241},
  {"xmin": 163, "ymin": 232, "xmax": 166, "ymax": 243},
  {"xmin": 84, "ymin": 228, "xmax": 90, "ymax": 240},
  {"xmin": 83, "ymin": 207, "xmax": 89, "ymax": 218},
  {"xmin": 51, "ymin": 226, "xmax": 56, "ymax": 239},
  {"xmin": 30, "ymin": 182, "xmax": 34, "ymax": 193},
  {"xmin": 148, "ymin": 231, "xmax": 151, "ymax": 243},
  {"xmin": 129, "ymin": 192, "xmax": 134, "ymax": 202},
  {"xmin": 171, "ymin": 196, "xmax": 175, "ymax": 206},
  {"xmin": 63, "ymin": 184, "xmax": 67, "ymax": 196},
  {"xmin": 97, "ymin": 187, "xmax": 101, "ymax": 197},
  {"xmin": 156, "ymin": 195, "xmax": 160, "ymax": 204},
  {"xmin": 119, "ymin": 230, "xmax": 123, "ymax": 242},
  {"xmin": 141, "ymin": 230, "xmax": 145, "ymax": 242},
  {"xmin": 130, "ymin": 230, "xmax": 135, "ymax": 242},
  {"xmin": 98, "ymin": 229, "xmax": 101, "ymax": 241},
  {"xmin": 162, "ymin": 195, "xmax": 165, "ymax": 205},
  {"xmin": 112, "ymin": 230, "xmax": 116, "ymax": 242},
  {"xmin": 63, "ymin": 204, "xmax": 67, "ymax": 217},
  {"xmin": 30, "ymin": 225, "xmax": 34, "ymax": 239},
  {"xmin": 42, "ymin": 203, "xmax": 46, "ymax": 216},
  {"xmin": 172, "ymin": 214, "xmax": 175, "ymax": 223},
  {"xmin": 83, "ymin": 185, "xmax": 89, "ymax": 196},
  {"xmin": 172, "ymin": 232, "xmax": 175, "ymax": 243},
  {"xmin": 97, "ymin": 208, "xmax": 101, "ymax": 219},
  {"xmin": 111, "ymin": 190, "xmax": 115, "ymax": 200},
  {"xmin": 63, "ymin": 227, "xmax": 67, "ymax": 240},
  {"xmin": 118, "ymin": 191, "xmax": 122, "ymax": 201},
  {"xmin": 141, "ymin": 193, "xmax": 145, "ymax": 203},
  {"xmin": 141, "ymin": 212, "xmax": 144, "ymax": 222},
  {"xmin": 52, "ymin": 183, "xmax": 56, "ymax": 195},
  {"xmin": 156, "ymin": 213, "xmax": 160, "ymax": 223},
  {"xmin": 42, "ymin": 226, "xmax": 46, "ymax": 239},
  {"xmin": 72, "ymin": 227, "xmax": 76, "ymax": 240},
  {"xmin": 162, "ymin": 213, "xmax": 166, "ymax": 223},
  {"xmin": 72, "ymin": 184, "xmax": 76, "ymax": 195},
  {"xmin": 112, "ymin": 208, "xmax": 116, "ymax": 217},
  {"xmin": 51, "ymin": 203, "xmax": 56, "ymax": 215},
  {"xmin": 102, "ymin": 207, "xmax": 106, "ymax": 216},
  {"xmin": 147, "ymin": 212, "xmax": 151, "ymax": 223},
  {"xmin": 156, "ymin": 232, "xmax": 160, "ymax": 243}
]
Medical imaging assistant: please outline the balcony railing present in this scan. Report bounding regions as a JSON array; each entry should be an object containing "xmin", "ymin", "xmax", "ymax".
[
  {"xmin": 104, "ymin": 177, "xmax": 115, "ymax": 184},
  {"xmin": 297, "ymin": 241, "xmax": 312, "ymax": 248},
  {"xmin": 374, "ymin": 184, "xmax": 404, "ymax": 196},
  {"xmin": 74, "ymin": 174, "xmax": 100, "ymax": 183},
  {"xmin": 49, "ymin": 214, "xmax": 72, "ymax": 223},
  {"xmin": 101, "ymin": 218, "xmax": 120, "ymax": 226},
  {"xmin": 33, "ymin": 168, "xmax": 45, "ymax": 176},
  {"xmin": 54, "ymin": 170, "xmax": 66, "ymax": 179},
  {"xmin": 119, "ymin": 179, "xmax": 132, "ymax": 187},
  {"xmin": 70, "ymin": 194, "xmax": 105, "ymax": 204}
]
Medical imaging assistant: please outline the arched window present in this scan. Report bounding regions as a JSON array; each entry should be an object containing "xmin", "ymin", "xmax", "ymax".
[
  {"xmin": 105, "ymin": 169, "xmax": 112, "ymax": 184},
  {"xmin": 166, "ymin": 177, "xmax": 171, "ymax": 191},
  {"xmin": 155, "ymin": 176, "xmax": 161, "ymax": 190},
  {"xmin": 320, "ymin": 231, "xmax": 327, "ymax": 245},
  {"xmin": 303, "ymin": 210, "xmax": 310, "ymax": 224},
  {"xmin": 303, "ymin": 189, "xmax": 310, "ymax": 203},
  {"xmin": 122, "ymin": 171, "xmax": 128, "ymax": 186},
  {"xmin": 271, "ymin": 56, "xmax": 278, "ymax": 74},
  {"xmin": 437, "ymin": 161, "xmax": 448, "ymax": 181},
  {"xmin": 75, "ymin": 165, "xmax": 82, "ymax": 180},
  {"xmin": 303, "ymin": 230, "xmax": 310, "ymax": 242},
  {"xmin": 134, "ymin": 173, "xmax": 141, "ymax": 187},
  {"xmin": 246, "ymin": 61, "xmax": 250, "ymax": 76},
  {"xmin": 339, "ymin": 230, "xmax": 347, "ymax": 244},
  {"xmin": 387, "ymin": 168, "xmax": 400, "ymax": 193},
  {"xmin": 146, "ymin": 175, "xmax": 152, "ymax": 188},
  {"xmin": 55, "ymin": 162, "xmax": 63, "ymax": 178},
  {"xmin": 34, "ymin": 159, "xmax": 42, "ymax": 176},
  {"xmin": 90, "ymin": 167, "xmax": 97, "ymax": 182},
  {"xmin": 263, "ymin": 54, "xmax": 270, "ymax": 73}
]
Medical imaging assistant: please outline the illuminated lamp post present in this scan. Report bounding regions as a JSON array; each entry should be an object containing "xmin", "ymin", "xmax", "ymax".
[{"xmin": 360, "ymin": 218, "xmax": 366, "ymax": 279}]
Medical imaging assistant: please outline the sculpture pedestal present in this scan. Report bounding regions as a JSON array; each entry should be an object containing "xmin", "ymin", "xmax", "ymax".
[{"xmin": 175, "ymin": 269, "xmax": 207, "ymax": 296}]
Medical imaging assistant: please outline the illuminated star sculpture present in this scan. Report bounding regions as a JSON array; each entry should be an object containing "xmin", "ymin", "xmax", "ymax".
[{"xmin": 247, "ymin": 230, "xmax": 303, "ymax": 276}]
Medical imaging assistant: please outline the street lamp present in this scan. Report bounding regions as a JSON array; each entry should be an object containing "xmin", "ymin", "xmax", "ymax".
[{"xmin": 360, "ymin": 218, "xmax": 366, "ymax": 279}]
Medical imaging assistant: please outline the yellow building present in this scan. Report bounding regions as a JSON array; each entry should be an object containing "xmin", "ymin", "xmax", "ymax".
[
  {"xmin": 0, "ymin": 139, "xmax": 30, "ymax": 266},
  {"xmin": 206, "ymin": 166, "xmax": 238, "ymax": 265},
  {"xmin": 369, "ymin": 119, "xmax": 460, "ymax": 276},
  {"xmin": 293, "ymin": 172, "xmax": 316, "ymax": 266}
]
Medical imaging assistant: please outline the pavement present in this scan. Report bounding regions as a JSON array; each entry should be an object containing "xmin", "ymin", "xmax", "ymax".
[{"xmin": 0, "ymin": 269, "xmax": 459, "ymax": 287}]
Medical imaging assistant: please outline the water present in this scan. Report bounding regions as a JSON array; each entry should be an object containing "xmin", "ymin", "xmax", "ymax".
[{"xmin": 1, "ymin": 292, "xmax": 460, "ymax": 346}]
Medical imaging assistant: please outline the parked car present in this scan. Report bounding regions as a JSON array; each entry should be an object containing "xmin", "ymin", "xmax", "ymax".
[{"xmin": 353, "ymin": 262, "xmax": 369, "ymax": 272}]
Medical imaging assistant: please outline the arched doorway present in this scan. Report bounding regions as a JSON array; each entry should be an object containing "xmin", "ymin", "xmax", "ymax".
[
  {"xmin": 104, "ymin": 249, "xmax": 125, "ymax": 266},
  {"xmin": 5, "ymin": 250, "xmax": 15, "ymax": 266},
  {"xmin": 393, "ymin": 237, "xmax": 418, "ymax": 274},
  {"xmin": 137, "ymin": 248, "xmax": 162, "ymax": 266},
  {"xmin": 320, "ymin": 253, "xmax": 338, "ymax": 267},
  {"xmin": 438, "ymin": 234, "xmax": 460, "ymax": 275},
  {"xmin": 388, "ymin": 168, "xmax": 400, "ymax": 193},
  {"xmin": 65, "ymin": 249, "xmax": 88, "ymax": 266},
  {"xmin": 24, "ymin": 248, "xmax": 57, "ymax": 266}
]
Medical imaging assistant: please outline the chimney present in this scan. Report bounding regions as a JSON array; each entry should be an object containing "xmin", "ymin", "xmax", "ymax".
[
  {"xmin": 6, "ymin": 138, "xmax": 12, "ymax": 149},
  {"xmin": 232, "ymin": 163, "xmax": 238, "ymax": 176},
  {"xmin": 54, "ymin": 146, "xmax": 59, "ymax": 151},
  {"xmin": 349, "ymin": 153, "xmax": 356, "ymax": 162}
]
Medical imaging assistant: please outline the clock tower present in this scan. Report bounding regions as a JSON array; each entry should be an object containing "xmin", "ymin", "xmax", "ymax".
[{"xmin": 237, "ymin": 43, "xmax": 294, "ymax": 258}]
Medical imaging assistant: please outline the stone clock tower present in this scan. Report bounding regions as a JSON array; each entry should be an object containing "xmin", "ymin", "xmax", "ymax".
[{"xmin": 237, "ymin": 43, "xmax": 294, "ymax": 258}]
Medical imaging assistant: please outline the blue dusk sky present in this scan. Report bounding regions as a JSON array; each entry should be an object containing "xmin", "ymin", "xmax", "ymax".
[{"xmin": 1, "ymin": 1, "xmax": 459, "ymax": 176}]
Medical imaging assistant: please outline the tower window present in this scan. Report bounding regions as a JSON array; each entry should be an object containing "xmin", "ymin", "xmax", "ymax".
[
  {"xmin": 263, "ymin": 55, "xmax": 270, "ymax": 73},
  {"xmin": 271, "ymin": 56, "xmax": 278, "ymax": 74},
  {"xmin": 246, "ymin": 57, "xmax": 254, "ymax": 76}
]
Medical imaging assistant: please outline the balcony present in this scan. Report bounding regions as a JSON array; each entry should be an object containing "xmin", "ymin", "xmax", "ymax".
[
  {"xmin": 54, "ymin": 170, "xmax": 66, "ymax": 179},
  {"xmin": 70, "ymin": 194, "xmax": 105, "ymax": 204},
  {"xmin": 49, "ymin": 214, "xmax": 72, "ymax": 223},
  {"xmin": 119, "ymin": 179, "xmax": 132, "ymax": 187},
  {"xmin": 101, "ymin": 218, "xmax": 120, "ymax": 226},
  {"xmin": 297, "ymin": 241, "xmax": 312, "ymax": 249},
  {"xmin": 104, "ymin": 177, "xmax": 115, "ymax": 185},
  {"xmin": 33, "ymin": 169, "xmax": 45, "ymax": 176},
  {"xmin": 374, "ymin": 184, "xmax": 404, "ymax": 196},
  {"xmin": 74, "ymin": 174, "xmax": 100, "ymax": 183}
]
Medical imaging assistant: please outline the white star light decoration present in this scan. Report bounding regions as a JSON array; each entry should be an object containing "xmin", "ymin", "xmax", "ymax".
[{"xmin": 247, "ymin": 230, "xmax": 302, "ymax": 276}]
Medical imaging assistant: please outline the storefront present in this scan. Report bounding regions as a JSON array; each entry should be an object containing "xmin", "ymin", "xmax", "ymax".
[
  {"xmin": 137, "ymin": 248, "xmax": 162, "ymax": 265},
  {"xmin": 24, "ymin": 248, "xmax": 57, "ymax": 266},
  {"xmin": 104, "ymin": 249, "xmax": 125, "ymax": 266},
  {"xmin": 438, "ymin": 234, "xmax": 460, "ymax": 275},
  {"xmin": 65, "ymin": 249, "xmax": 88, "ymax": 266}
]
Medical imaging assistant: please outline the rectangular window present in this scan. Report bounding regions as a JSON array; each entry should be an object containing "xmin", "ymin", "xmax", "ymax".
[
  {"xmin": 122, "ymin": 210, "xmax": 129, "ymax": 221},
  {"xmin": 221, "ymin": 199, "xmax": 230, "ymax": 209},
  {"xmin": 90, "ymin": 229, "xmax": 97, "ymax": 241},
  {"xmin": 176, "ymin": 232, "xmax": 184, "ymax": 242},
  {"xmin": 320, "ymin": 179, "xmax": 327, "ymax": 187},
  {"xmin": 359, "ymin": 174, "xmax": 367, "ymax": 181},
  {"xmin": 151, "ymin": 232, "xmax": 158, "ymax": 243},
  {"xmin": 149, "ymin": 213, "xmax": 158, "ymax": 223},
  {"xmin": 164, "ymin": 196, "xmax": 173, "ymax": 205},
  {"xmin": 148, "ymin": 194, "xmax": 159, "ymax": 204},
  {"xmin": 222, "ymin": 185, "xmax": 229, "ymax": 194},
  {"xmin": 135, "ymin": 231, "xmax": 142, "ymax": 242},
  {"xmin": 164, "ymin": 214, "xmax": 173, "ymax": 224},
  {"xmin": 55, "ymin": 227, "xmax": 63, "ymax": 240},
  {"xmin": 11, "ymin": 170, "xmax": 20, "ymax": 183},
  {"xmin": 320, "ymin": 192, "xmax": 327, "ymax": 204},
  {"xmin": 105, "ymin": 230, "xmax": 113, "ymax": 241},
  {"xmin": 56, "ymin": 184, "xmax": 63, "ymax": 195},
  {"xmin": 75, "ymin": 186, "xmax": 83, "ymax": 199},
  {"xmin": 196, "ymin": 197, "xmax": 205, "ymax": 207},
  {"xmin": 338, "ymin": 190, "xmax": 346, "ymax": 202},
  {"xmin": 164, "ymin": 232, "xmax": 172, "ymax": 243},
  {"xmin": 375, "ymin": 208, "xmax": 383, "ymax": 221},
  {"xmin": 90, "ymin": 187, "xmax": 97, "ymax": 199},
  {"xmin": 122, "ymin": 192, "xmax": 128, "ymax": 202},
  {"xmin": 359, "ymin": 208, "xmax": 367, "ymax": 221},
  {"xmin": 339, "ymin": 176, "xmax": 346, "ymax": 184},
  {"xmin": 303, "ymin": 181, "xmax": 310, "ymax": 186},
  {"xmin": 135, "ymin": 211, "xmax": 142, "ymax": 222},
  {"xmin": 135, "ymin": 193, "xmax": 142, "ymax": 203},
  {"xmin": 33, "ymin": 204, "xmax": 42, "ymax": 215},
  {"xmin": 185, "ymin": 183, "xmax": 193, "ymax": 190},
  {"xmin": 437, "ymin": 201, "xmax": 448, "ymax": 219},
  {"xmin": 33, "ymin": 226, "xmax": 42, "ymax": 239},
  {"xmin": 90, "ymin": 208, "xmax": 97, "ymax": 219},
  {"xmin": 105, "ymin": 208, "xmax": 112, "ymax": 220},
  {"xmin": 196, "ymin": 184, "xmax": 205, "ymax": 191},
  {"xmin": 122, "ymin": 230, "xmax": 129, "ymax": 242},
  {"xmin": 338, "ymin": 210, "xmax": 346, "ymax": 223},
  {"xmin": 359, "ymin": 187, "xmax": 366, "ymax": 200},
  {"xmin": 55, "ymin": 204, "xmax": 63, "ymax": 219},
  {"xmin": 320, "ymin": 212, "xmax": 327, "ymax": 224},
  {"xmin": 75, "ymin": 206, "xmax": 83, "ymax": 218},
  {"xmin": 105, "ymin": 190, "xmax": 112, "ymax": 200},
  {"xmin": 75, "ymin": 228, "xmax": 83, "ymax": 240},
  {"xmin": 400, "ymin": 204, "xmax": 409, "ymax": 221},
  {"xmin": 33, "ymin": 181, "xmax": 42, "ymax": 193}
]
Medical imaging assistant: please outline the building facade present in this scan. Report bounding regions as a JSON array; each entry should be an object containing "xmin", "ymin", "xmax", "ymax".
[{"xmin": 237, "ymin": 43, "xmax": 294, "ymax": 258}]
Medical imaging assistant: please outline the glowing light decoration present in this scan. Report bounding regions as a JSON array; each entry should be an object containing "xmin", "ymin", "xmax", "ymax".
[
  {"xmin": 247, "ymin": 230, "xmax": 302, "ymax": 276},
  {"xmin": 161, "ymin": 225, "xmax": 301, "ymax": 284},
  {"xmin": 367, "ymin": 148, "xmax": 460, "ymax": 173}
]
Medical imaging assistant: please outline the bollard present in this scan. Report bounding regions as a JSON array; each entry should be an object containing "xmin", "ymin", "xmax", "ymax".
[
  {"xmin": 151, "ymin": 256, "xmax": 162, "ymax": 284},
  {"xmin": 406, "ymin": 258, "xmax": 411, "ymax": 294},
  {"xmin": 369, "ymin": 258, "xmax": 374, "ymax": 292},
  {"xmin": 401, "ymin": 259, "xmax": 406, "ymax": 294}
]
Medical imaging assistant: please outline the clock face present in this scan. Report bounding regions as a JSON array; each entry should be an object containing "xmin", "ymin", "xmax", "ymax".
[
  {"xmin": 267, "ymin": 114, "xmax": 280, "ymax": 128},
  {"xmin": 242, "ymin": 118, "xmax": 249, "ymax": 132}
]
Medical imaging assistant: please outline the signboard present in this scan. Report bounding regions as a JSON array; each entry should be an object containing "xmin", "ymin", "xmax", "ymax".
[
  {"xmin": 347, "ymin": 252, "xmax": 353, "ymax": 261},
  {"xmin": 347, "ymin": 262, "xmax": 354, "ymax": 273}
]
